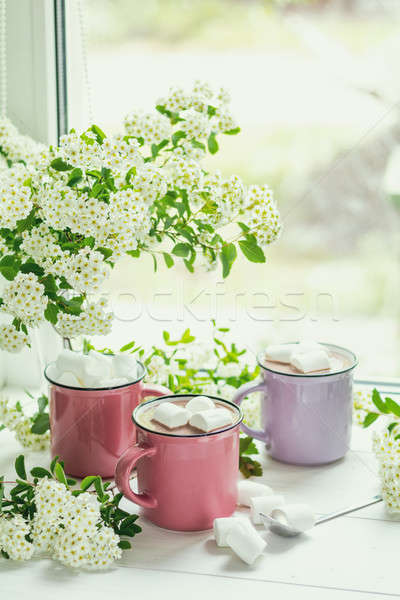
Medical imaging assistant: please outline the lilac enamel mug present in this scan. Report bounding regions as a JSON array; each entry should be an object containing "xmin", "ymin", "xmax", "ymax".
[{"xmin": 232, "ymin": 343, "xmax": 358, "ymax": 465}]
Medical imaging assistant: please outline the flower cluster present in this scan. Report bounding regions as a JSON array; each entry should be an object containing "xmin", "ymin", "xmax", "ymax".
[
  {"xmin": 354, "ymin": 388, "xmax": 400, "ymax": 512},
  {"xmin": 373, "ymin": 429, "xmax": 400, "ymax": 512},
  {"xmin": 0, "ymin": 514, "xmax": 34, "ymax": 560},
  {"xmin": 0, "ymin": 394, "xmax": 50, "ymax": 451},
  {"xmin": 0, "ymin": 457, "xmax": 141, "ymax": 569},
  {"xmin": 0, "ymin": 81, "xmax": 281, "ymax": 353},
  {"xmin": 2, "ymin": 272, "xmax": 48, "ymax": 326},
  {"xmin": 0, "ymin": 323, "xmax": 29, "ymax": 352},
  {"xmin": 32, "ymin": 478, "xmax": 121, "ymax": 569},
  {"xmin": 0, "ymin": 116, "xmax": 45, "ymax": 168}
]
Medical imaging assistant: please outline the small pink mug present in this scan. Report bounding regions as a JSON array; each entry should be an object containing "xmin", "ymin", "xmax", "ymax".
[
  {"xmin": 45, "ymin": 361, "xmax": 170, "ymax": 478},
  {"xmin": 115, "ymin": 395, "xmax": 243, "ymax": 531}
]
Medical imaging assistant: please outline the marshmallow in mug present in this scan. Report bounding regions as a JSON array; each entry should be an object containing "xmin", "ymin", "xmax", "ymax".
[
  {"xmin": 237, "ymin": 480, "xmax": 273, "ymax": 507},
  {"xmin": 291, "ymin": 349, "xmax": 330, "ymax": 374},
  {"xmin": 265, "ymin": 340, "xmax": 323, "ymax": 365},
  {"xmin": 54, "ymin": 349, "xmax": 139, "ymax": 388},
  {"xmin": 189, "ymin": 408, "xmax": 233, "ymax": 433},
  {"xmin": 186, "ymin": 396, "xmax": 215, "ymax": 414},
  {"xmin": 153, "ymin": 402, "xmax": 190, "ymax": 429},
  {"xmin": 226, "ymin": 521, "xmax": 267, "ymax": 565}
]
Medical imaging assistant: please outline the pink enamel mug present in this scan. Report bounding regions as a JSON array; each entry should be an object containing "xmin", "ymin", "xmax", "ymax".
[
  {"xmin": 45, "ymin": 361, "xmax": 170, "ymax": 478},
  {"xmin": 115, "ymin": 394, "xmax": 243, "ymax": 531}
]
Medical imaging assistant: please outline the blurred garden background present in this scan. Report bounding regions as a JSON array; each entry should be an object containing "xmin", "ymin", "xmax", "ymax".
[{"xmin": 84, "ymin": 0, "xmax": 400, "ymax": 376}]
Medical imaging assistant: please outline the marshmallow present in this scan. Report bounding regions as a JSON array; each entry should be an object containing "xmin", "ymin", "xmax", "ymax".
[
  {"xmin": 57, "ymin": 371, "xmax": 83, "ymax": 388},
  {"xmin": 213, "ymin": 516, "xmax": 253, "ymax": 547},
  {"xmin": 189, "ymin": 408, "xmax": 232, "ymax": 433},
  {"xmin": 226, "ymin": 521, "xmax": 267, "ymax": 565},
  {"xmin": 186, "ymin": 396, "xmax": 215, "ymax": 414},
  {"xmin": 153, "ymin": 402, "xmax": 189, "ymax": 429},
  {"xmin": 271, "ymin": 503, "xmax": 316, "ymax": 533},
  {"xmin": 97, "ymin": 377, "xmax": 130, "ymax": 388},
  {"xmin": 291, "ymin": 349, "xmax": 330, "ymax": 373},
  {"xmin": 55, "ymin": 349, "xmax": 87, "ymax": 379},
  {"xmin": 112, "ymin": 354, "xmax": 138, "ymax": 379},
  {"xmin": 237, "ymin": 480, "xmax": 273, "ymax": 507},
  {"xmin": 86, "ymin": 350, "xmax": 114, "ymax": 378},
  {"xmin": 250, "ymin": 495, "xmax": 285, "ymax": 525},
  {"xmin": 265, "ymin": 344, "xmax": 297, "ymax": 364},
  {"xmin": 295, "ymin": 340, "xmax": 324, "ymax": 354}
]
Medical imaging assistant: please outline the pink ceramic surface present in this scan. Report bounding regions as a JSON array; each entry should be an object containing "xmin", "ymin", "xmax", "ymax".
[
  {"xmin": 232, "ymin": 343, "xmax": 357, "ymax": 466},
  {"xmin": 45, "ymin": 361, "xmax": 170, "ymax": 478},
  {"xmin": 115, "ymin": 395, "xmax": 243, "ymax": 531}
]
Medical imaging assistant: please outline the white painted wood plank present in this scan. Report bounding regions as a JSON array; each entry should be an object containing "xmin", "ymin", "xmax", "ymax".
[{"xmin": 1, "ymin": 561, "xmax": 399, "ymax": 600}]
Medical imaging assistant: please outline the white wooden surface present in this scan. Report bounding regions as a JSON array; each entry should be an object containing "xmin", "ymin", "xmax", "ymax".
[{"xmin": 1, "ymin": 400, "xmax": 400, "ymax": 599}]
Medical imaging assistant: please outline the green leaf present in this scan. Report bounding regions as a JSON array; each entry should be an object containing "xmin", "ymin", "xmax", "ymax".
[
  {"xmin": 207, "ymin": 105, "xmax": 217, "ymax": 117},
  {"xmin": 50, "ymin": 455, "xmax": 59, "ymax": 474},
  {"xmin": 363, "ymin": 412, "xmax": 379, "ymax": 428},
  {"xmin": 0, "ymin": 254, "xmax": 21, "ymax": 281},
  {"xmin": 67, "ymin": 167, "xmax": 83, "ymax": 187},
  {"xmin": 54, "ymin": 462, "xmax": 68, "ymax": 487},
  {"xmin": 80, "ymin": 476, "xmax": 97, "ymax": 491},
  {"xmin": 388, "ymin": 422, "xmax": 398, "ymax": 434},
  {"xmin": 237, "ymin": 222, "xmax": 250, "ymax": 233},
  {"xmin": 239, "ymin": 456, "xmax": 263, "ymax": 478},
  {"xmin": 119, "ymin": 341, "xmax": 135, "ymax": 353},
  {"xmin": 118, "ymin": 540, "xmax": 132, "ymax": 550},
  {"xmin": 94, "ymin": 476, "xmax": 104, "ymax": 498},
  {"xmin": 37, "ymin": 394, "xmax": 48, "ymax": 414},
  {"xmin": 15, "ymin": 455, "xmax": 27, "ymax": 480},
  {"xmin": 386, "ymin": 397, "xmax": 400, "ymax": 418},
  {"xmin": 239, "ymin": 435, "xmax": 259, "ymax": 456},
  {"xmin": 44, "ymin": 303, "xmax": 59, "ymax": 325},
  {"xmin": 31, "ymin": 413, "xmax": 50, "ymax": 435},
  {"xmin": 59, "ymin": 295, "xmax": 84, "ymax": 316},
  {"xmin": 207, "ymin": 132, "xmax": 219, "ymax": 154},
  {"xmin": 172, "ymin": 243, "xmax": 191, "ymax": 258},
  {"xmin": 220, "ymin": 243, "xmax": 237, "ymax": 278},
  {"xmin": 96, "ymin": 247, "xmax": 113, "ymax": 260},
  {"xmin": 371, "ymin": 389, "xmax": 389, "ymax": 414},
  {"xmin": 152, "ymin": 254, "xmax": 157, "ymax": 273},
  {"xmin": 42, "ymin": 274, "xmax": 58, "ymax": 296},
  {"xmin": 238, "ymin": 238, "xmax": 266, "ymax": 263},
  {"xmin": 90, "ymin": 124, "xmax": 106, "ymax": 144},
  {"xmin": 30, "ymin": 467, "xmax": 52, "ymax": 479},
  {"xmin": 127, "ymin": 249, "xmax": 140, "ymax": 258},
  {"xmin": 67, "ymin": 478, "xmax": 77, "ymax": 486},
  {"xmin": 50, "ymin": 157, "xmax": 72, "ymax": 171},
  {"xmin": 172, "ymin": 131, "xmax": 186, "ymax": 146},
  {"xmin": 181, "ymin": 328, "xmax": 195, "ymax": 344},
  {"xmin": 223, "ymin": 127, "xmax": 241, "ymax": 135},
  {"xmin": 20, "ymin": 261, "xmax": 45, "ymax": 277},
  {"xmin": 163, "ymin": 253, "xmax": 174, "ymax": 269}
]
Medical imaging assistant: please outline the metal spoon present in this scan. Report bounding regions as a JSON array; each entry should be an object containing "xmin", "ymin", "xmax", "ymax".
[{"xmin": 260, "ymin": 494, "xmax": 383, "ymax": 537}]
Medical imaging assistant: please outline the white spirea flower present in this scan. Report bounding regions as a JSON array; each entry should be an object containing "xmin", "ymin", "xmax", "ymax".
[
  {"xmin": 243, "ymin": 184, "xmax": 282, "ymax": 247},
  {"xmin": 180, "ymin": 108, "xmax": 211, "ymax": 140},
  {"xmin": 0, "ymin": 323, "xmax": 29, "ymax": 352},
  {"xmin": 124, "ymin": 111, "xmax": 172, "ymax": 145},
  {"xmin": 0, "ymin": 515, "xmax": 34, "ymax": 560},
  {"xmin": 64, "ymin": 249, "xmax": 110, "ymax": 294},
  {"xmin": 55, "ymin": 298, "xmax": 113, "ymax": 339},
  {"xmin": 0, "ymin": 117, "xmax": 45, "ymax": 167},
  {"xmin": 2, "ymin": 273, "xmax": 48, "ymax": 326},
  {"xmin": 31, "ymin": 478, "xmax": 123, "ymax": 569},
  {"xmin": 0, "ymin": 164, "xmax": 32, "ymax": 229}
]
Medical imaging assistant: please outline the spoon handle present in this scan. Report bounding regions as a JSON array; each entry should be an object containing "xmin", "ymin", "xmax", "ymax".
[{"xmin": 315, "ymin": 495, "xmax": 382, "ymax": 525}]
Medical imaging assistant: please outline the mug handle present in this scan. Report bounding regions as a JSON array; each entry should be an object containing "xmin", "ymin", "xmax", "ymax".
[
  {"xmin": 115, "ymin": 445, "xmax": 158, "ymax": 509},
  {"xmin": 232, "ymin": 379, "xmax": 267, "ymax": 442},
  {"xmin": 140, "ymin": 382, "xmax": 170, "ymax": 400}
]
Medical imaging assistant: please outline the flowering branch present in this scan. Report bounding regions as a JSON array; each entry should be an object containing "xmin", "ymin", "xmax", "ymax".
[
  {"xmin": 0, "ymin": 455, "xmax": 140, "ymax": 567},
  {"xmin": 0, "ymin": 81, "xmax": 281, "ymax": 353}
]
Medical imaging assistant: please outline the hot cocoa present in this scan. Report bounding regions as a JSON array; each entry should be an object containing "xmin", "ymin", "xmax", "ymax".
[{"xmin": 137, "ymin": 397, "xmax": 239, "ymax": 435}]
